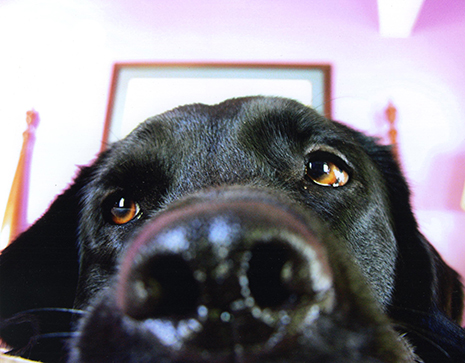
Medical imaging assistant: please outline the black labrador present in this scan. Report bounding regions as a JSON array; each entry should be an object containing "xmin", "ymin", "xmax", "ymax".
[{"xmin": 1, "ymin": 97, "xmax": 465, "ymax": 362}]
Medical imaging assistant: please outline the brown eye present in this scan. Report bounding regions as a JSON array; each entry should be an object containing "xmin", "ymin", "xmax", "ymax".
[
  {"xmin": 110, "ymin": 197, "xmax": 141, "ymax": 225},
  {"xmin": 305, "ymin": 160, "xmax": 349, "ymax": 187}
]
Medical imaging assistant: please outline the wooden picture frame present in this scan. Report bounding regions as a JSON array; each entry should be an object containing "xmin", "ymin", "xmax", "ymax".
[{"xmin": 101, "ymin": 62, "xmax": 332, "ymax": 150}]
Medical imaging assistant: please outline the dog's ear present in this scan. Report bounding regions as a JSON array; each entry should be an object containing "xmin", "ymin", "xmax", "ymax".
[
  {"xmin": 353, "ymin": 131, "xmax": 465, "ymax": 360},
  {"xmin": 337, "ymin": 123, "xmax": 463, "ymax": 320},
  {"xmin": 366, "ymin": 142, "xmax": 464, "ymax": 321},
  {"xmin": 0, "ymin": 163, "xmax": 96, "ymax": 319},
  {"xmin": 348, "ymin": 133, "xmax": 465, "ymax": 356}
]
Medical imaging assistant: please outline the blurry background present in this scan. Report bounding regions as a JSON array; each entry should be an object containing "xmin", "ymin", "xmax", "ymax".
[{"xmin": 0, "ymin": 0, "xmax": 464, "ymax": 279}]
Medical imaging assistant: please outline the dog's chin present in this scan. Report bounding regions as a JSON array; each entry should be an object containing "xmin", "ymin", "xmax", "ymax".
[
  {"xmin": 69, "ymin": 292, "xmax": 415, "ymax": 363},
  {"xmin": 69, "ymin": 189, "xmax": 416, "ymax": 363}
]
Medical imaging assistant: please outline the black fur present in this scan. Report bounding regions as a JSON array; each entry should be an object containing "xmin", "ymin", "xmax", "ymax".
[{"xmin": 1, "ymin": 96, "xmax": 464, "ymax": 362}]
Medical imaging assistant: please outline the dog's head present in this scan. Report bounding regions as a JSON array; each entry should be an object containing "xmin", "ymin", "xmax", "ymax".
[{"xmin": 0, "ymin": 97, "xmax": 464, "ymax": 362}]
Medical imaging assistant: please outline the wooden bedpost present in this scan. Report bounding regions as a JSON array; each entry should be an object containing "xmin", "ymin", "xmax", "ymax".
[
  {"xmin": 0, "ymin": 110, "xmax": 39, "ymax": 251},
  {"xmin": 385, "ymin": 101, "xmax": 399, "ymax": 162}
]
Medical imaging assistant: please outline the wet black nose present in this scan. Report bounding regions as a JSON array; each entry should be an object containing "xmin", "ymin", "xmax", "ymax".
[{"xmin": 115, "ymin": 191, "xmax": 335, "ymax": 361}]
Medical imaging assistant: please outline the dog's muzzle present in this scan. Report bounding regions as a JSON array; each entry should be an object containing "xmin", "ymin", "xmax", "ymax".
[
  {"xmin": 70, "ymin": 189, "xmax": 412, "ymax": 363},
  {"xmin": 118, "ymin": 191, "xmax": 334, "ymax": 359}
]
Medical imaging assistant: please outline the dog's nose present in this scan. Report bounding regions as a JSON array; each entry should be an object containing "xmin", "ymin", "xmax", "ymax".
[{"xmin": 116, "ymin": 191, "xmax": 335, "ymax": 360}]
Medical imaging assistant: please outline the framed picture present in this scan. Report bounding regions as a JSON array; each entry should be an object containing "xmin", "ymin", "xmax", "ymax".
[{"xmin": 102, "ymin": 62, "xmax": 332, "ymax": 150}]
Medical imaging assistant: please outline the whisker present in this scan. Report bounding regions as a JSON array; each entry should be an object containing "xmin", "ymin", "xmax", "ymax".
[
  {"xmin": 36, "ymin": 332, "xmax": 80, "ymax": 340},
  {"xmin": 0, "ymin": 307, "xmax": 86, "ymax": 355},
  {"xmin": 392, "ymin": 321, "xmax": 451, "ymax": 358},
  {"xmin": 18, "ymin": 307, "xmax": 85, "ymax": 316}
]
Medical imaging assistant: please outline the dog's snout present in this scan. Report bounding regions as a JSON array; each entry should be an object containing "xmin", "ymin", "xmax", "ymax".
[{"xmin": 114, "ymin": 193, "xmax": 335, "ymax": 360}]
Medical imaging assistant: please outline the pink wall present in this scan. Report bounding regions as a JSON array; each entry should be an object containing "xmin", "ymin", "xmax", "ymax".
[{"xmin": 0, "ymin": 0, "xmax": 464, "ymax": 275}]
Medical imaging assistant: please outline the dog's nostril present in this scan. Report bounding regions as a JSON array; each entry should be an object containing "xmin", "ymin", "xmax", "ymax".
[
  {"xmin": 124, "ymin": 254, "xmax": 200, "ymax": 320},
  {"xmin": 247, "ymin": 240, "xmax": 313, "ymax": 309}
]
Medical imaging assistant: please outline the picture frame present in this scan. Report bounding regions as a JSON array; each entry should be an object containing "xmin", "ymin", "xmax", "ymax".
[{"xmin": 101, "ymin": 62, "xmax": 332, "ymax": 150}]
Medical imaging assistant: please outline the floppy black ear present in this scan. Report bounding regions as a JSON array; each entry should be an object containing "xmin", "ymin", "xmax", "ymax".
[
  {"xmin": 367, "ymin": 143, "xmax": 464, "ymax": 320},
  {"xmin": 0, "ymin": 162, "xmax": 102, "ymax": 361},
  {"xmin": 0, "ymin": 164, "xmax": 96, "ymax": 320},
  {"xmin": 337, "ymin": 123, "xmax": 463, "ymax": 318},
  {"xmin": 352, "ymin": 131, "xmax": 465, "ymax": 360}
]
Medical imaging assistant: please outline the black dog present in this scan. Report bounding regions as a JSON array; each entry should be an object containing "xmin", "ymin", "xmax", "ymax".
[{"xmin": 1, "ymin": 97, "xmax": 465, "ymax": 362}]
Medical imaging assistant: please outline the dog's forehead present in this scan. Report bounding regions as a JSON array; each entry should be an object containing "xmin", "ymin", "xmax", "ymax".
[
  {"xmin": 127, "ymin": 97, "xmax": 353, "ymax": 152},
  {"xmin": 98, "ymin": 97, "xmax": 372, "ymax": 191}
]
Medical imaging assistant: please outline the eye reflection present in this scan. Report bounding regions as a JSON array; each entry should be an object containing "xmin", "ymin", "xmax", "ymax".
[
  {"xmin": 305, "ymin": 160, "xmax": 349, "ymax": 187},
  {"xmin": 109, "ymin": 197, "xmax": 140, "ymax": 224}
]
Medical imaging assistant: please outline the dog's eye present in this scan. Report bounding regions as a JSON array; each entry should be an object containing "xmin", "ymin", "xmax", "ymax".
[
  {"xmin": 305, "ymin": 160, "xmax": 349, "ymax": 187},
  {"xmin": 109, "ymin": 197, "xmax": 141, "ymax": 225}
]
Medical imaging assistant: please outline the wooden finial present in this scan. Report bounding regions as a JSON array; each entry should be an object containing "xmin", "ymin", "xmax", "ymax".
[
  {"xmin": 385, "ymin": 101, "xmax": 399, "ymax": 160},
  {"xmin": 0, "ymin": 110, "xmax": 39, "ymax": 251}
]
